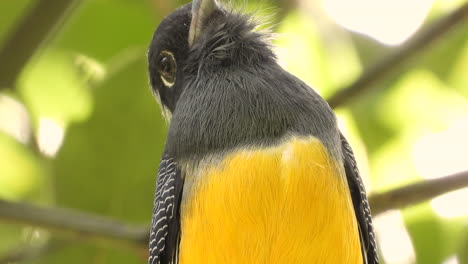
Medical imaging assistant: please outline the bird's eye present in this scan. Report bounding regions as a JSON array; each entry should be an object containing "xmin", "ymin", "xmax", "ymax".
[{"xmin": 157, "ymin": 51, "xmax": 177, "ymax": 87}]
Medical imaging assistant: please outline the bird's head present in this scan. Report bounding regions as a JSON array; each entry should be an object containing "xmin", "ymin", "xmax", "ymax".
[
  {"xmin": 148, "ymin": 0, "xmax": 275, "ymax": 119},
  {"xmin": 148, "ymin": 3, "xmax": 192, "ymax": 117}
]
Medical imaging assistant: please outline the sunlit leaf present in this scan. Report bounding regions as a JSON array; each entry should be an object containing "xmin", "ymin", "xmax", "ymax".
[
  {"xmin": 404, "ymin": 203, "xmax": 467, "ymax": 264},
  {"xmin": 370, "ymin": 133, "xmax": 420, "ymax": 190},
  {"xmin": 322, "ymin": 34, "xmax": 362, "ymax": 97},
  {"xmin": 275, "ymin": 11, "xmax": 329, "ymax": 92},
  {"xmin": 0, "ymin": 133, "xmax": 42, "ymax": 200},
  {"xmin": 377, "ymin": 69, "xmax": 468, "ymax": 135},
  {"xmin": 449, "ymin": 41, "xmax": 468, "ymax": 99},
  {"xmin": 18, "ymin": 50, "xmax": 93, "ymax": 127}
]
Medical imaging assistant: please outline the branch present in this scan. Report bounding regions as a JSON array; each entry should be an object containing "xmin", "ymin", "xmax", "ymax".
[
  {"xmin": 369, "ymin": 170, "xmax": 468, "ymax": 215},
  {"xmin": 327, "ymin": 2, "xmax": 468, "ymax": 108},
  {"xmin": 1, "ymin": 171, "xmax": 468, "ymax": 251},
  {"xmin": 0, "ymin": 170, "xmax": 467, "ymax": 252},
  {"xmin": 0, "ymin": 0, "xmax": 82, "ymax": 89},
  {"xmin": 0, "ymin": 200, "xmax": 147, "ymax": 250}
]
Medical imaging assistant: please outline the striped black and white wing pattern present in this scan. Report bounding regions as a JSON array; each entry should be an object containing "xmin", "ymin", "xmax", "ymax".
[
  {"xmin": 149, "ymin": 158, "xmax": 183, "ymax": 264},
  {"xmin": 340, "ymin": 133, "xmax": 379, "ymax": 264}
]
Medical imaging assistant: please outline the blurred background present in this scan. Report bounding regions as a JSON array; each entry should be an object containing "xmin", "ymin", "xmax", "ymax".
[{"xmin": 0, "ymin": 0, "xmax": 468, "ymax": 263}]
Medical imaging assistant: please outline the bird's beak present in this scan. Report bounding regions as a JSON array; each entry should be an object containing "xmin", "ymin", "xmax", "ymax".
[{"xmin": 189, "ymin": 0, "xmax": 218, "ymax": 47}]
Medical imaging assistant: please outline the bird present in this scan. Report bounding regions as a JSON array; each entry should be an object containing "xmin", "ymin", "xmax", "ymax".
[{"xmin": 147, "ymin": 0, "xmax": 379, "ymax": 263}]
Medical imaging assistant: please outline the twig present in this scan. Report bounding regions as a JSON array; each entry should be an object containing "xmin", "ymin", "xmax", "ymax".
[
  {"xmin": 369, "ymin": 170, "xmax": 468, "ymax": 215},
  {"xmin": 327, "ymin": 2, "xmax": 468, "ymax": 108},
  {"xmin": 0, "ymin": 0, "xmax": 82, "ymax": 89},
  {"xmin": 0, "ymin": 200, "xmax": 148, "ymax": 249}
]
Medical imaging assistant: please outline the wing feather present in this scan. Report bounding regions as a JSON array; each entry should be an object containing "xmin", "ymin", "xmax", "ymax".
[
  {"xmin": 341, "ymin": 133, "xmax": 379, "ymax": 264},
  {"xmin": 149, "ymin": 158, "xmax": 183, "ymax": 264}
]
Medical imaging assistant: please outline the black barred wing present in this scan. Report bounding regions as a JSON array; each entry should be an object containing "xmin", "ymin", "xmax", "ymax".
[
  {"xmin": 149, "ymin": 158, "xmax": 184, "ymax": 264},
  {"xmin": 340, "ymin": 134, "xmax": 379, "ymax": 264}
]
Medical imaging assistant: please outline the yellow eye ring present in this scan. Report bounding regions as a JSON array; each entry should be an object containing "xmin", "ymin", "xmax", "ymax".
[{"xmin": 157, "ymin": 51, "xmax": 177, "ymax": 87}]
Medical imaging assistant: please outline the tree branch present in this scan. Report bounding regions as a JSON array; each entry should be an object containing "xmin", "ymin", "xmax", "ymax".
[
  {"xmin": 0, "ymin": 200, "xmax": 147, "ymax": 249},
  {"xmin": 1, "ymin": 171, "xmax": 468, "ymax": 252},
  {"xmin": 369, "ymin": 170, "xmax": 468, "ymax": 215},
  {"xmin": 0, "ymin": 0, "xmax": 82, "ymax": 90},
  {"xmin": 327, "ymin": 2, "xmax": 468, "ymax": 108}
]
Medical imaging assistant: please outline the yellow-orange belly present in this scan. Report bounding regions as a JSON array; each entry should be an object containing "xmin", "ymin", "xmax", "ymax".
[{"xmin": 179, "ymin": 137, "xmax": 362, "ymax": 263}]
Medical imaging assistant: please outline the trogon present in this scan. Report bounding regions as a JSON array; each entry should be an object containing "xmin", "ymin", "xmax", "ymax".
[{"xmin": 147, "ymin": 0, "xmax": 379, "ymax": 263}]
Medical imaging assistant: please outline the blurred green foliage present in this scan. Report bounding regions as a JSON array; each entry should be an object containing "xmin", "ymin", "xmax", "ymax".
[{"xmin": 0, "ymin": 0, "xmax": 467, "ymax": 263}]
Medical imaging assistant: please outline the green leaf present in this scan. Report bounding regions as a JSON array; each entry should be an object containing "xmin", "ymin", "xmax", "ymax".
[
  {"xmin": 18, "ymin": 50, "xmax": 93, "ymax": 127},
  {"xmin": 449, "ymin": 41, "xmax": 468, "ymax": 99},
  {"xmin": 377, "ymin": 69, "xmax": 468, "ymax": 135},
  {"xmin": 275, "ymin": 11, "xmax": 329, "ymax": 92},
  {"xmin": 0, "ymin": 132, "xmax": 43, "ymax": 200},
  {"xmin": 404, "ymin": 203, "xmax": 467, "ymax": 264}
]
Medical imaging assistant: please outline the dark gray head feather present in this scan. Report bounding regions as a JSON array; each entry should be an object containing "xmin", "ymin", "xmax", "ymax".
[{"xmin": 148, "ymin": 2, "xmax": 340, "ymax": 161}]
